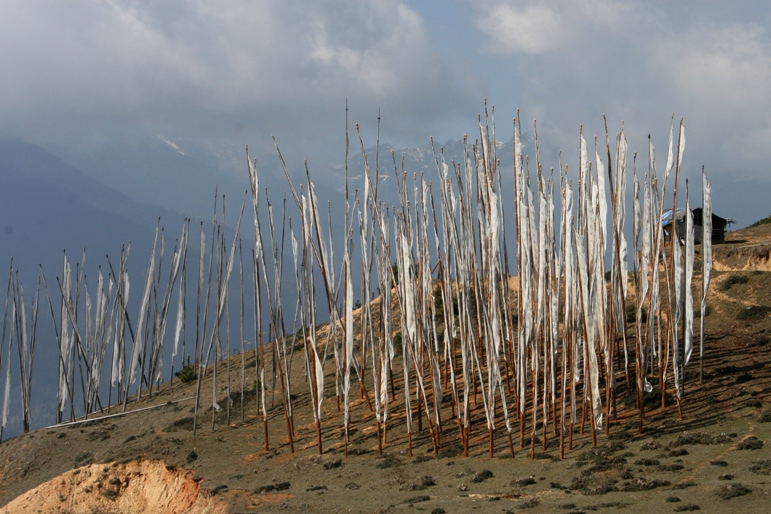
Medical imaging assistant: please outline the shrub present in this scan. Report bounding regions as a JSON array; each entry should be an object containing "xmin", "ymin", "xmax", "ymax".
[
  {"xmin": 749, "ymin": 460, "xmax": 771, "ymax": 475},
  {"xmin": 673, "ymin": 504, "xmax": 701, "ymax": 512},
  {"xmin": 164, "ymin": 417, "xmax": 195, "ymax": 432},
  {"xmin": 737, "ymin": 436, "xmax": 764, "ymax": 450},
  {"xmin": 175, "ymin": 364, "xmax": 197, "ymax": 383},
  {"xmin": 715, "ymin": 483, "xmax": 752, "ymax": 500},
  {"xmin": 433, "ymin": 287, "xmax": 444, "ymax": 311},
  {"xmin": 74, "ymin": 451, "xmax": 93, "ymax": 467},
  {"xmin": 694, "ymin": 305, "xmax": 712, "ymax": 318},
  {"xmin": 472, "ymin": 469, "xmax": 494, "ymax": 483},
  {"xmin": 669, "ymin": 432, "xmax": 732, "ymax": 447},
  {"xmin": 736, "ymin": 305, "xmax": 771, "ymax": 321},
  {"xmin": 626, "ymin": 304, "xmax": 647, "ymax": 323},
  {"xmin": 376, "ymin": 454, "xmax": 402, "ymax": 469},
  {"xmin": 720, "ymin": 274, "xmax": 749, "ymax": 292},
  {"xmin": 392, "ymin": 332, "xmax": 403, "ymax": 355}
]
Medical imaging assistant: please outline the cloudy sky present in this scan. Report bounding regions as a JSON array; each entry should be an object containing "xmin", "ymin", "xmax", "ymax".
[{"xmin": 2, "ymin": 0, "xmax": 770, "ymax": 224}]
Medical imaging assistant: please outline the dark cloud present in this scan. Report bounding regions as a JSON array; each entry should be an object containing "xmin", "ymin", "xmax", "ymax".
[
  {"xmin": 0, "ymin": 0, "xmax": 478, "ymax": 172},
  {"xmin": 2, "ymin": 0, "xmax": 769, "ymax": 225}
]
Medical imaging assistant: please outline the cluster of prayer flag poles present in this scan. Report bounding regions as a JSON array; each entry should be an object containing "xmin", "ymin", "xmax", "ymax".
[{"xmin": 1, "ymin": 108, "xmax": 713, "ymax": 461}]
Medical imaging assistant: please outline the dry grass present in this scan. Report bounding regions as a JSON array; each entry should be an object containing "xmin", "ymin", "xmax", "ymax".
[{"xmin": 1, "ymin": 221, "xmax": 771, "ymax": 513}]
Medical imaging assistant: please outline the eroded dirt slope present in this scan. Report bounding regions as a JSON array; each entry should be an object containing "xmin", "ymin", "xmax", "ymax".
[{"xmin": 2, "ymin": 459, "xmax": 224, "ymax": 514}]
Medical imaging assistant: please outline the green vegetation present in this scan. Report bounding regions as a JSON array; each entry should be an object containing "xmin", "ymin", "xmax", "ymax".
[
  {"xmin": 74, "ymin": 451, "xmax": 93, "ymax": 467},
  {"xmin": 736, "ymin": 305, "xmax": 771, "ymax": 321},
  {"xmin": 392, "ymin": 332, "xmax": 403, "ymax": 355},
  {"xmin": 175, "ymin": 365, "xmax": 197, "ymax": 383},
  {"xmin": 715, "ymin": 482, "xmax": 752, "ymax": 500},
  {"xmin": 376, "ymin": 454, "xmax": 402, "ymax": 469},
  {"xmin": 721, "ymin": 274, "xmax": 750, "ymax": 292},
  {"xmin": 433, "ymin": 286, "xmax": 443, "ymax": 312},
  {"xmin": 626, "ymin": 304, "xmax": 647, "ymax": 323},
  {"xmin": 694, "ymin": 304, "xmax": 712, "ymax": 318},
  {"xmin": 164, "ymin": 417, "xmax": 196, "ymax": 432}
]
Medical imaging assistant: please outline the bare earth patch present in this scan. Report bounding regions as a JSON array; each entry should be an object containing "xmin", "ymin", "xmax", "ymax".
[{"xmin": 2, "ymin": 459, "xmax": 225, "ymax": 514}]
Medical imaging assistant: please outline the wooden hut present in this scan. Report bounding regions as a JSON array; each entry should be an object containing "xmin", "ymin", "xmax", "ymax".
[{"xmin": 662, "ymin": 207, "xmax": 732, "ymax": 244}]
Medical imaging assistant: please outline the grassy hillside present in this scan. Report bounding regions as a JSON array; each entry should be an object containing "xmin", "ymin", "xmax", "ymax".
[{"xmin": 1, "ymin": 220, "xmax": 770, "ymax": 513}]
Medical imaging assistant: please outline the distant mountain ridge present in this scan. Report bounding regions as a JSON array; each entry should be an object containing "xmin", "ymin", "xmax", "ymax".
[
  {"xmin": 0, "ymin": 139, "xmax": 183, "ymax": 237},
  {"xmin": 0, "ymin": 139, "xmax": 188, "ymax": 438},
  {"xmin": 0, "ymin": 139, "xmax": 190, "ymax": 288}
]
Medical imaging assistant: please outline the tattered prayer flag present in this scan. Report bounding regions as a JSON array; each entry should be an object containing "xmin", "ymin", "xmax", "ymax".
[
  {"xmin": 701, "ymin": 171, "xmax": 712, "ymax": 379},
  {"xmin": 684, "ymin": 186, "xmax": 695, "ymax": 368}
]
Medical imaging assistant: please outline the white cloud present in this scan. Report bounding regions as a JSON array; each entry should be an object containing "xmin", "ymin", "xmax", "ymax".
[
  {"xmin": 473, "ymin": 0, "xmax": 771, "ymax": 183},
  {"xmin": 3, "ymin": 0, "xmax": 770, "ymax": 221},
  {"xmin": 476, "ymin": 2, "xmax": 560, "ymax": 55},
  {"xmin": 672, "ymin": 23, "xmax": 771, "ymax": 113}
]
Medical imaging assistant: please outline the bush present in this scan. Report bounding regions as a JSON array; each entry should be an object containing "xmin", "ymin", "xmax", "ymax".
[
  {"xmin": 433, "ymin": 287, "xmax": 444, "ymax": 312},
  {"xmin": 694, "ymin": 305, "xmax": 712, "ymax": 319},
  {"xmin": 749, "ymin": 460, "xmax": 771, "ymax": 475},
  {"xmin": 74, "ymin": 451, "xmax": 93, "ymax": 467},
  {"xmin": 626, "ymin": 304, "xmax": 647, "ymax": 323},
  {"xmin": 737, "ymin": 436, "xmax": 764, "ymax": 450},
  {"xmin": 376, "ymin": 454, "xmax": 402, "ymax": 469},
  {"xmin": 164, "ymin": 417, "xmax": 195, "ymax": 432},
  {"xmin": 392, "ymin": 332, "xmax": 403, "ymax": 355},
  {"xmin": 736, "ymin": 305, "xmax": 771, "ymax": 321},
  {"xmin": 715, "ymin": 483, "xmax": 752, "ymax": 500},
  {"xmin": 669, "ymin": 432, "xmax": 732, "ymax": 447},
  {"xmin": 175, "ymin": 365, "xmax": 197, "ymax": 383},
  {"xmin": 721, "ymin": 274, "xmax": 749, "ymax": 292}
]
